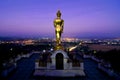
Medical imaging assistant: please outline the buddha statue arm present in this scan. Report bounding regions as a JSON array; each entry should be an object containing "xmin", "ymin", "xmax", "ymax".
[{"xmin": 54, "ymin": 20, "xmax": 56, "ymax": 28}]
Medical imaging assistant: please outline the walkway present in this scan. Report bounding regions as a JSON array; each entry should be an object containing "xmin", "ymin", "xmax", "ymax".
[
  {"xmin": 84, "ymin": 58, "xmax": 111, "ymax": 80},
  {"xmin": 9, "ymin": 54, "xmax": 39, "ymax": 80}
]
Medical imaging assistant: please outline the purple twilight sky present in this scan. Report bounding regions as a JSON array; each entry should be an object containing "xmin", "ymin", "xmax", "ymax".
[{"xmin": 0, "ymin": 0, "xmax": 120, "ymax": 38}]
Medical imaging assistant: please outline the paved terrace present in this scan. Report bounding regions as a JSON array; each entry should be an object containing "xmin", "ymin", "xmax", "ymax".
[{"xmin": 8, "ymin": 53, "xmax": 112, "ymax": 80}]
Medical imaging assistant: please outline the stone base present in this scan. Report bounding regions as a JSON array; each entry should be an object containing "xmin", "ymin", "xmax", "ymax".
[{"xmin": 33, "ymin": 69, "xmax": 85, "ymax": 77}]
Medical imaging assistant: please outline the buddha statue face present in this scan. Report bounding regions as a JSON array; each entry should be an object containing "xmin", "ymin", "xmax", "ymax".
[{"xmin": 57, "ymin": 10, "xmax": 61, "ymax": 18}]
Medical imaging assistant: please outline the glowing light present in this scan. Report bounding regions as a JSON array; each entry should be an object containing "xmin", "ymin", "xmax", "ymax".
[
  {"xmin": 10, "ymin": 48, "xmax": 13, "ymax": 51},
  {"xmin": 43, "ymin": 50, "xmax": 46, "ymax": 53},
  {"xmin": 69, "ymin": 46, "xmax": 77, "ymax": 51}
]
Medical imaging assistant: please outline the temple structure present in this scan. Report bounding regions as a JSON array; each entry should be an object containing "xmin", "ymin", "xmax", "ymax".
[{"xmin": 34, "ymin": 10, "xmax": 85, "ymax": 77}]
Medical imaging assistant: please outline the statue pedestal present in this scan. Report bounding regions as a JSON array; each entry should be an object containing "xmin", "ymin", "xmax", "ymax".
[{"xmin": 33, "ymin": 50, "xmax": 86, "ymax": 77}]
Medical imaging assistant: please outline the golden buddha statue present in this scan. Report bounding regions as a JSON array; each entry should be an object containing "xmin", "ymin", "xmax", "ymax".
[{"xmin": 54, "ymin": 10, "xmax": 64, "ymax": 50}]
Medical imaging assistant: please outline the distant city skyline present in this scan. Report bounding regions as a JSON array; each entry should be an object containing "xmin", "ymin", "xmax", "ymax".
[{"xmin": 0, "ymin": 0, "xmax": 120, "ymax": 38}]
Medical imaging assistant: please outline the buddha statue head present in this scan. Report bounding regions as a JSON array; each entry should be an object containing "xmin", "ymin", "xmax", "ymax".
[{"xmin": 57, "ymin": 10, "xmax": 61, "ymax": 18}]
